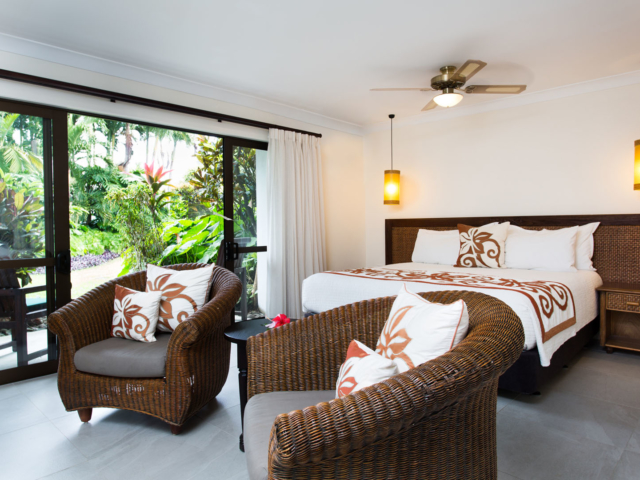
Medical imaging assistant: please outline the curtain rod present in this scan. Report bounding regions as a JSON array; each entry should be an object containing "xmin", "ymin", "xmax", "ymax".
[{"xmin": 0, "ymin": 69, "xmax": 322, "ymax": 138}]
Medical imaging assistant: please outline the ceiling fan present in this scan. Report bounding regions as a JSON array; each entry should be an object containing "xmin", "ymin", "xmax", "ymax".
[{"xmin": 371, "ymin": 60, "xmax": 526, "ymax": 111}]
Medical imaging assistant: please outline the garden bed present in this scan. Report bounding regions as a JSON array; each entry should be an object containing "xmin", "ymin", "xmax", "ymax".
[{"xmin": 35, "ymin": 250, "xmax": 120, "ymax": 274}]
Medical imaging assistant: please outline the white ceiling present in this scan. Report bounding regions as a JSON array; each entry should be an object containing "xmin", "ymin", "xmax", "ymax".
[{"xmin": 1, "ymin": 0, "xmax": 640, "ymax": 128}]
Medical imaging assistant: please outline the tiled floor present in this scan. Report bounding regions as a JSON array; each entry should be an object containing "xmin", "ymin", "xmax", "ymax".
[{"xmin": 1, "ymin": 341, "xmax": 639, "ymax": 480}]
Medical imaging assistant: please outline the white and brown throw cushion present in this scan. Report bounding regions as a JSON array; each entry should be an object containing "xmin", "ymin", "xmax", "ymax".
[
  {"xmin": 146, "ymin": 264, "xmax": 215, "ymax": 332},
  {"xmin": 455, "ymin": 222, "xmax": 510, "ymax": 268},
  {"xmin": 376, "ymin": 284, "xmax": 469, "ymax": 373},
  {"xmin": 335, "ymin": 339, "xmax": 399, "ymax": 398},
  {"xmin": 111, "ymin": 285, "xmax": 163, "ymax": 342}
]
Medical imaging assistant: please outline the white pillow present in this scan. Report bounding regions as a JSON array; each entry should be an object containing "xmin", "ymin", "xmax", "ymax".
[
  {"xmin": 505, "ymin": 226, "xmax": 579, "ymax": 272},
  {"xmin": 336, "ymin": 340, "xmax": 399, "ymax": 398},
  {"xmin": 575, "ymin": 222, "xmax": 599, "ymax": 271},
  {"xmin": 412, "ymin": 223, "xmax": 498, "ymax": 266},
  {"xmin": 376, "ymin": 284, "xmax": 469, "ymax": 373},
  {"xmin": 411, "ymin": 229, "xmax": 459, "ymax": 265},
  {"xmin": 146, "ymin": 264, "xmax": 215, "ymax": 332},
  {"xmin": 508, "ymin": 223, "xmax": 599, "ymax": 271}
]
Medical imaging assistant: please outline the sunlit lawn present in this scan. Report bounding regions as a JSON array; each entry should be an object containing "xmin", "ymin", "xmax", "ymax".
[{"xmin": 30, "ymin": 257, "xmax": 124, "ymax": 299}]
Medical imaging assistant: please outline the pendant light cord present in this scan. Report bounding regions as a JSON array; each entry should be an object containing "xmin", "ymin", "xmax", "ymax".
[{"xmin": 390, "ymin": 113, "xmax": 395, "ymax": 170}]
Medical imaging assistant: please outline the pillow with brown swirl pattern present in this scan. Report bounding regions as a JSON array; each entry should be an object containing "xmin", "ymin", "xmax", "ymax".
[
  {"xmin": 111, "ymin": 285, "xmax": 163, "ymax": 342},
  {"xmin": 146, "ymin": 264, "xmax": 215, "ymax": 332},
  {"xmin": 455, "ymin": 222, "xmax": 510, "ymax": 268}
]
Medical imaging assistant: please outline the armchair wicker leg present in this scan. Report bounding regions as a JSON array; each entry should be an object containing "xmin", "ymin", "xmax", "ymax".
[
  {"xmin": 170, "ymin": 425, "xmax": 182, "ymax": 435},
  {"xmin": 78, "ymin": 408, "xmax": 92, "ymax": 422}
]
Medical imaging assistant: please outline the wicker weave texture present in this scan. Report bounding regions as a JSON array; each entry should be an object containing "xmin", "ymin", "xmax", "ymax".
[
  {"xmin": 247, "ymin": 291, "xmax": 524, "ymax": 480},
  {"xmin": 48, "ymin": 264, "xmax": 242, "ymax": 427},
  {"xmin": 390, "ymin": 225, "xmax": 640, "ymax": 284}
]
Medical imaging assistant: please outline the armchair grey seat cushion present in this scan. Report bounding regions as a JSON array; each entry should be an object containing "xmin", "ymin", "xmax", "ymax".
[
  {"xmin": 244, "ymin": 390, "xmax": 335, "ymax": 480},
  {"xmin": 74, "ymin": 333, "xmax": 171, "ymax": 378}
]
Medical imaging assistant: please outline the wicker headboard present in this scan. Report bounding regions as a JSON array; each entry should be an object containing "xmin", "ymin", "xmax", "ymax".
[{"xmin": 385, "ymin": 214, "xmax": 640, "ymax": 285}]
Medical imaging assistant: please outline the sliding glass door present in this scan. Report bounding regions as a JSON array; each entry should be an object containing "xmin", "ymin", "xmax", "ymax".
[
  {"xmin": 0, "ymin": 100, "xmax": 69, "ymax": 385},
  {"xmin": 223, "ymin": 138, "xmax": 268, "ymax": 322},
  {"xmin": 0, "ymin": 102, "xmax": 268, "ymax": 384}
]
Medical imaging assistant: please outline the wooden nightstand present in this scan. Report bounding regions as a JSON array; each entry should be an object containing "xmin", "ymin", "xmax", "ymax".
[{"xmin": 597, "ymin": 283, "xmax": 640, "ymax": 353}]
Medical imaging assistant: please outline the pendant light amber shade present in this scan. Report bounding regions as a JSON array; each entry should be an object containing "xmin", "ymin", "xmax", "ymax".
[
  {"xmin": 384, "ymin": 169, "xmax": 400, "ymax": 205},
  {"xmin": 635, "ymin": 140, "xmax": 640, "ymax": 190},
  {"xmin": 384, "ymin": 114, "xmax": 400, "ymax": 204}
]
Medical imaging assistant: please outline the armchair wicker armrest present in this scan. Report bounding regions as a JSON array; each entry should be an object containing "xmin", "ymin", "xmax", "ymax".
[{"xmin": 248, "ymin": 291, "xmax": 525, "ymax": 478}]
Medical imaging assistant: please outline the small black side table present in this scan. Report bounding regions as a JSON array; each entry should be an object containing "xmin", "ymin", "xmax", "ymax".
[{"xmin": 224, "ymin": 318, "xmax": 269, "ymax": 452}]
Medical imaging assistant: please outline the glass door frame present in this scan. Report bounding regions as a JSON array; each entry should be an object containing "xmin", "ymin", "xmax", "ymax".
[
  {"xmin": 222, "ymin": 137, "xmax": 268, "ymax": 321},
  {"xmin": 0, "ymin": 99, "xmax": 70, "ymax": 385}
]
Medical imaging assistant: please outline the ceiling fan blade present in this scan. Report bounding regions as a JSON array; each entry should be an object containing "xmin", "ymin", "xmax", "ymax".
[
  {"xmin": 371, "ymin": 87, "xmax": 434, "ymax": 91},
  {"xmin": 450, "ymin": 60, "xmax": 487, "ymax": 82},
  {"xmin": 464, "ymin": 85, "xmax": 526, "ymax": 94},
  {"xmin": 422, "ymin": 99, "xmax": 438, "ymax": 111}
]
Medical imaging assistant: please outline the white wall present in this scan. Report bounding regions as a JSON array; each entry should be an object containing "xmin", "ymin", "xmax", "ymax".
[
  {"xmin": 364, "ymin": 83, "xmax": 640, "ymax": 266},
  {"xmin": 0, "ymin": 51, "xmax": 366, "ymax": 271}
]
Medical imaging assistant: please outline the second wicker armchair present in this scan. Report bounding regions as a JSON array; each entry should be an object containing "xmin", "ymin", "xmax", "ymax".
[{"xmin": 244, "ymin": 290, "xmax": 525, "ymax": 480}]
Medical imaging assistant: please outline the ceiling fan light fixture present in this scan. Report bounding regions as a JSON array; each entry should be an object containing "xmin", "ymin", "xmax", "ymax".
[{"xmin": 433, "ymin": 88, "xmax": 463, "ymax": 108}]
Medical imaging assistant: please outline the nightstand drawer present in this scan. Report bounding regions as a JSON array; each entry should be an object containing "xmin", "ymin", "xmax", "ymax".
[{"xmin": 607, "ymin": 293, "xmax": 640, "ymax": 313}]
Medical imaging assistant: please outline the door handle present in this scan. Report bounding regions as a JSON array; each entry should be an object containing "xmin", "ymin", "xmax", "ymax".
[
  {"xmin": 225, "ymin": 242, "xmax": 239, "ymax": 262},
  {"xmin": 55, "ymin": 250, "xmax": 71, "ymax": 275}
]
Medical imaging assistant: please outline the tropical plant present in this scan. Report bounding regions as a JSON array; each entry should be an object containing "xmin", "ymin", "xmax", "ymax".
[
  {"xmin": 0, "ymin": 113, "xmax": 43, "ymax": 174},
  {"xmin": 135, "ymin": 161, "xmax": 175, "ymax": 221},
  {"xmin": 70, "ymin": 226, "xmax": 124, "ymax": 256},
  {"xmin": 159, "ymin": 214, "xmax": 224, "ymax": 266},
  {"xmin": 69, "ymin": 158, "xmax": 128, "ymax": 229},
  {"xmin": 0, "ymin": 170, "xmax": 45, "ymax": 286},
  {"xmin": 106, "ymin": 182, "xmax": 165, "ymax": 275},
  {"xmin": 189, "ymin": 136, "xmax": 224, "ymax": 208}
]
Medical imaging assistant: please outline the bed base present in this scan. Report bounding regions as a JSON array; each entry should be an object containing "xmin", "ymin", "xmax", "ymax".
[{"xmin": 499, "ymin": 318, "xmax": 599, "ymax": 394}]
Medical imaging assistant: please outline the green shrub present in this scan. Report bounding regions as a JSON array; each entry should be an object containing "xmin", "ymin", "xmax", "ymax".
[{"xmin": 70, "ymin": 227, "xmax": 124, "ymax": 256}]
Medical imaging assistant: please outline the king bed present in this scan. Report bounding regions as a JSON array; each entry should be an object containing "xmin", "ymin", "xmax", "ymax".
[{"xmin": 302, "ymin": 214, "xmax": 640, "ymax": 394}]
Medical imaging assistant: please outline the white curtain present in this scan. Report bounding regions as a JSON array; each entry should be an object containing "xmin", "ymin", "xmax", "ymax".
[{"xmin": 265, "ymin": 129, "xmax": 326, "ymax": 318}]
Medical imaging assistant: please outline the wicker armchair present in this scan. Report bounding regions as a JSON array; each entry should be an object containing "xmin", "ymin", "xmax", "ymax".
[
  {"xmin": 245, "ymin": 291, "xmax": 525, "ymax": 480},
  {"xmin": 48, "ymin": 264, "xmax": 242, "ymax": 434}
]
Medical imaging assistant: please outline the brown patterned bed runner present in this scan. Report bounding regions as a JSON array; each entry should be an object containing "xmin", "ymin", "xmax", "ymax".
[{"xmin": 327, "ymin": 268, "xmax": 576, "ymax": 342}]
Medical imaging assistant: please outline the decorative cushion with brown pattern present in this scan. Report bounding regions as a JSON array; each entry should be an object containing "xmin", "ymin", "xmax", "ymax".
[
  {"xmin": 335, "ymin": 339, "xmax": 398, "ymax": 398},
  {"xmin": 375, "ymin": 284, "xmax": 469, "ymax": 373},
  {"xmin": 146, "ymin": 264, "xmax": 215, "ymax": 332},
  {"xmin": 455, "ymin": 222, "xmax": 510, "ymax": 268},
  {"xmin": 111, "ymin": 285, "xmax": 163, "ymax": 342}
]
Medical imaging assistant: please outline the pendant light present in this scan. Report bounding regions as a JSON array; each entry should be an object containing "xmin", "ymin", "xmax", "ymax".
[
  {"xmin": 635, "ymin": 140, "xmax": 640, "ymax": 190},
  {"xmin": 384, "ymin": 114, "xmax": 400, "ymax": 205}
]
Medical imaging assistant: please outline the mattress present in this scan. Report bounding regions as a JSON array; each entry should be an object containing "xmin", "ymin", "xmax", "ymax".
[{"xmin": 302, "ymin": 263, "xmax": 602, "ymax": 366}]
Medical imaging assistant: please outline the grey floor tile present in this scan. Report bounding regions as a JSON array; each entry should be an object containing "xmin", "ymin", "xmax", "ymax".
[
  {"xmin": 626, "ymin": 426, "xmax": 640, "ymax": 454},
  {"xmin": 0, "ymin": 421, "xmax": 86, "ymax": 480},
  {"xmin": 16, "ymin": 373, "xmax": 69, "ymax": 420},
  {"xmin": 52, "ymin": 407, "xmax": 167, "ymax": 459},
  {"xmin": 497, "ymin": 410, "xmax": 623, "ymax": 480},
  {"xmin": 501, "ymin": 390, "xmax": 640, "ymax": 450},
  {"xmin": 497, "ymin": 389, "xmax": 519, "ymax": 413},
  {"xmin": 572, "ymin": 349, "xmax": 640, "ymax": 380},
  {"xmin": 611, "ymin": 451, "xmax": 640, "ymax": 480},
  {"xmin": 0, "ymin": 392, "xmax": 48, "ymax": 435},
  {"xmin": 0, "ymin": 381, "xmax": 21, "ymax": 401},
  {"xmin": 197, "ymin": 403, "xmax": 242, "ymax": 437},
  {"xmin": 498, "ymin": 472, "xmax": 522, "ymax": 480},
  {"xmin": 548, "ymin": 359, "xmax": 640, "ymax": 410}
]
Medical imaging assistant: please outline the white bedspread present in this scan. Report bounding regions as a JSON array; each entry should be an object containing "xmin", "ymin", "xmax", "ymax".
[{"xmin": 302, "ymin": 263, "xmax": 602, "ymax": 366}]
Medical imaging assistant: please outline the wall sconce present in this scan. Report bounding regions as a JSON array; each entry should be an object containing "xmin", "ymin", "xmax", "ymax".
[
  {"xmin": 384, "ymin": 114, "xmax": 400, "ymax": 205},
  {"xmin": 635, "ymin": 140, "xmax": 640, "ymax": 190}
]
